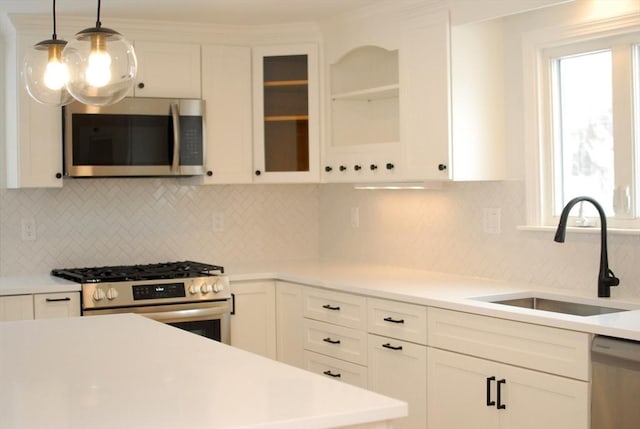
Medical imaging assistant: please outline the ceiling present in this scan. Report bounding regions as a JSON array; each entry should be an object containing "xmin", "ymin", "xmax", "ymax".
[{"xmin": 0, "ymin": 0, "xmax": 387, "ymax": 25}]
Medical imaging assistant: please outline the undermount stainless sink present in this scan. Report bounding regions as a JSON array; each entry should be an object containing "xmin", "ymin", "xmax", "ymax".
[{"xmin": 490, "ymin": 297, "xmax": 630, "ymax": 317}]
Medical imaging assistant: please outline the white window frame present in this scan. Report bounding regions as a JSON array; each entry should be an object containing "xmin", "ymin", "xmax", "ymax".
[{"xmin": 523, "ymin": 13, "xmax": 640, "ymax": 231}]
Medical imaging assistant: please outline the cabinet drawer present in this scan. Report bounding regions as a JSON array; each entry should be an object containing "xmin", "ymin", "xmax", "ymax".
[
  {"xmin": 304, "ymin": 350, "xmax": 368, "ymax": 389},
  {"xmin": 428, "ymin": 308, "xmax": 590, "ymax": 380},
  {"xmin": 33, "ymin": 292, "xmax": 80, "ymax": 319},
  {"xmin": 367, "ymin": 298, "xmax": 427, "ymax": 344},
  {"xmin": 303, "ymin": 318, "xmax": 367, "ymax": 365},
  {"xmin": 303, "ymin": 288, "xmax": 366, "ymax": 330}
]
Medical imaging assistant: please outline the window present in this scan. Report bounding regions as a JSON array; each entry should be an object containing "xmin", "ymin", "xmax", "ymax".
[{"xmin": 534, "ymin": 28, "xmax": 640, "ymax": 229}]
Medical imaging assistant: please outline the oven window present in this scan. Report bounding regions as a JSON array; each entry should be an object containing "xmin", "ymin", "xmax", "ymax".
[{"xmin": 169, "ymin": 319, "xmax": 221, "ymax": 342}]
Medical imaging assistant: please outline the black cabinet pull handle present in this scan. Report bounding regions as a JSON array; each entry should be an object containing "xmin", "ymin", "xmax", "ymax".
[
  {"xmin": 255, "ymin": 170, "xmax": 261, "ymax": 176},
  {"xmin": 325, "ymin": 166, "xmax": 333, "ymax": 172},
  {"xmin": 323, "ymin": 370, "xmax": 341, "ymax": 378},
  {"xmin": 322, "ymin": 304, "xmax": 340, "ymax": 311},
  {"xmin": 354, "ymin": 165, "xmax": 362, "ymax": 171},
  {"xmin": 323, "ymin": 337, "xmax": 341, "ymax": 345},
  {"xmin": 383, "ymin": 316, "xmax": 405, "ymax": 324},
  {"xmin": 438, "ymin": 163, "xmax": 447, "ymax": 171},
  {"xmin": 339, "ymin": 165, "xmax": 347, "ymax": 171},
  {"xmin": 382, "ymin": 343, "xmax": 403, "ymax": 351},
  {"xmin": 45, "ymin": 297, "xmax": 71, "ymax": 302},
  {"xmin": 486, "ymin": 376, "xmax": 496, "ymax": 406},
  {"xmin": 386, "ymin": 163, "xmax": 395, "ymax": 170},
  {"xmin": 497, "ymin": 379, "xmax": 506, "ymax": 409},
  {"xmin": 370, "ymin": 164, "xmax": 378, "ymax": 170},
  {"xmin": 230, "ymin": 293, "xmax": 236, "ymax": 315}
]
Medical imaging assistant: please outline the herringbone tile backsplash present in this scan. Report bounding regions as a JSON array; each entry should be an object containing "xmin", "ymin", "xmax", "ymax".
[{"xmin": 0, "ymin": 179, "xmax": 319, "ymax": 275}]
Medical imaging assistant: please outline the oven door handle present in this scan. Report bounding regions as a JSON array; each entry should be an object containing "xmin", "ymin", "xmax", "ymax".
[{"xmin": 143, "ymin": 305, "xmax": 230, "ymax": 324}]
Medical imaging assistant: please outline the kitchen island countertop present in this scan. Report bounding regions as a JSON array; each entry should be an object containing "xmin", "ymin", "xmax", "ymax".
[{"xmin": 0, "ymin": 313, "xmax": 406, "ymax": 429}]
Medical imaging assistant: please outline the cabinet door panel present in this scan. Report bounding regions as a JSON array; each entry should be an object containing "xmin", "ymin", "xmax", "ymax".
[
  {"xmin": 427, "ymin": 348, "xmax": 498, "ymax": 429},
  {"xmin": 368, "ymin": 334, "xmax": 427, "ymax": 429},
  {"xmin": 230, "ymin": 281, "xmax": 276, "ymax": 359},
  {"xmin": 275, "ymin": 281, "xmax": 305, "ymax": 368},
  {"xmin": 0, "ymin": 295, "xmax": 34, "ymax": 321},
  {"xmin": 252, "ymin": 44, "xmax": 319, "ymax": 183},
  {"xmin": 200, "ymin": 45, "xmax": 252, "ymax": 184},
  {"xmin": 134, "ymin": 41, "xmax": 201, "ymax": 98},
  {"xmin": 498, "ymin": 363, "xmax": 589, "ymax": 429}
]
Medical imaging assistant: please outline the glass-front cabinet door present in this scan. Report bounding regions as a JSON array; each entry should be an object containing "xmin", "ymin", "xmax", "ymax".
[{"xmin": 252, "ymin": 44, "xmax": 319, "ymax": 183}]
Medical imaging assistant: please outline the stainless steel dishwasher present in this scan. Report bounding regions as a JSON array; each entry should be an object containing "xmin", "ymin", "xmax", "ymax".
[{"xmin": 591, "ymin": 336, "xmax": 640, "ymax": 429}]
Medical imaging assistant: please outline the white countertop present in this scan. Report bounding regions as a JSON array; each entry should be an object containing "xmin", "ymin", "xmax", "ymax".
[
  {"xmin": 0, "ymin": 276, "xmax": 79, "ymax": 295},
  {"xmin": 2, "ymin": 260, "xmax": 639, "ymax": 341},
  {"xmin": 226, "ymin": 260, "xmax": 640, "ymax": 342},
  {"xmin": 0, "ymin": 313, "xmax": 406, "ymax": 429}
]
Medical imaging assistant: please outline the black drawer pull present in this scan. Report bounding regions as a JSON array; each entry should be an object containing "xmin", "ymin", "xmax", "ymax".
[
  {"xmin": 486, "ymin": 376, "xmax": 496, "ymax": 406},
  {"xmin": 323, "ymin": 370, "xmax": 341, "ymax": 378},
  {"xmin": 322, "ymin": 304, "xmax": 341, "ymax": 311},
  {"xmin": 45, "ymin": 297, "xmax": 71, "ymax": 302},
  {"xmin": 323, "ymin": 337, "xmax": 341, "ymax": 345},
  {"xmin": 497, "ymin": 379, "xmax": 507, "ymax": 409},
  {"xmin": 383, "ymin": 316, "xmax": 405, "ymax": 324},
  {"xmin": 382, "ymin": 343, "xmax": 403, "ymax": 351}
]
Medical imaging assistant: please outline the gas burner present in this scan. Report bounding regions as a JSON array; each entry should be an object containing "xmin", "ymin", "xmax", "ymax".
[{"xmin": 51, "ymin": 261, "xmax": 224, "ymax": 284}]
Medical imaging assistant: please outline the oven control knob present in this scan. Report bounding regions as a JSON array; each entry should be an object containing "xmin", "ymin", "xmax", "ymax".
[
  {"xmin": 106, "ymin": 288, "xmax": 119, "ymax": 300},
  {"xmin": 212, "ymin": 281, "xmax": 224, "ymax": 293},
  {"xmin": 189, "ymin": 284, "xmax": 200, "ymax": 295},
  {"xmin": 93, "ymin": 288, "xmax": 106, "ymax": 301},
  {"xmin": 201, "ymin": 284, "xmax": 213, "ymax": 294}
]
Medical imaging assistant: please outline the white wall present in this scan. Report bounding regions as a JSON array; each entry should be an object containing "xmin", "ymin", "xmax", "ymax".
[
  {"xmin": 0, "ymin": 180, "xmax": 320, "ymax": 275},
  {"xmin": 319, "ymin": 181, "xmax": 640, "ymax": 300}
]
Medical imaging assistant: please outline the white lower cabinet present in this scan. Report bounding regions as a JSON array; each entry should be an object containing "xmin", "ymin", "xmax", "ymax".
[
  {"xmin": 1, "ymin": 292, "xmax": 80, "ymax": 321},
  {"xmin": 367, "ymin": 334, "xmax": 427, "ymax": 429},
  {"xmin": 275, "ymin": 281, "xmax": 305, "ymax": 368},
  {"xmin": 427, "ymin": 347, "xmax": 589, "ymax": 429},
  {"xmin": 33, "ymin": 292, "xmax": 80, "ymax": 319},
  {"xmin": 230, "ymin": 280, "xmax": 276, "ymax": 359},
  {"xmin": 0, "ymin": 295, "xmax": 34, "ymax": 321}
]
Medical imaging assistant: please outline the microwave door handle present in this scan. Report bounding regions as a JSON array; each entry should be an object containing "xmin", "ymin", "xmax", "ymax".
[{"xmin": 170, "ymin": 103, "xmax": 181, "ymax": 173}]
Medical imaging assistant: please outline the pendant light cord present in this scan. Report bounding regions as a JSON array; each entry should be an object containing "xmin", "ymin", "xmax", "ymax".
[
  {"xmin": 51, "ymin": 0, "xmax": 57, "ymax": 40},
  {"xmin": 95, "ymin": 0, "xmax": 102, "ymax": 29}
]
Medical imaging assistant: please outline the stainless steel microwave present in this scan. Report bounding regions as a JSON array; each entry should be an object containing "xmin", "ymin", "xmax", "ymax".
[{"xmin": 63, "ymin": 97, "xmax": 205, "ymax": 177}]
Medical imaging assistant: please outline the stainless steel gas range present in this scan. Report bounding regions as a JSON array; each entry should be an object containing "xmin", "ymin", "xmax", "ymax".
[{"xmin": 51, "ymin": 261, "xmax": 231, "ymax": 343}]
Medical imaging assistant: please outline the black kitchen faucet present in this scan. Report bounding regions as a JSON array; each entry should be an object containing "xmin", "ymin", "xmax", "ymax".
[{"xmin": 554, "ymin": 196, "xmax": 620, "ymax": 297}]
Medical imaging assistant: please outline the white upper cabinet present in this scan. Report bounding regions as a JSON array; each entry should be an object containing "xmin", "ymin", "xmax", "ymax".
[
  {"xmin": 322, "ymin": 6, "xmax": 508, "ymax": 183},
  {"xmin": 252, "ymin": 44, "xmax": 320, "ymax": 183},
  {"xmin": 4, "ymin": 30, "xmax": 64, "ymax": 189},
  {"xmin": 132, "ymin": 41, "xmax": 201, "ymax": 98},
  {"xmin": 325, "ymin": 46, "xmax": 401, "ymax": 182},
  {"xmin": 198, "ymin": 44, "xmax": 253, "ymax": 184}
]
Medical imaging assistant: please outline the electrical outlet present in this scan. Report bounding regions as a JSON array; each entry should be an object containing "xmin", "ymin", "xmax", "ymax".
[
  {"xmin": 212, "ymin": 212, "xmax": 225, "ymax": 232},
  {"xmin": 21, "ymin": 218, "xmax": 36, "ymax": 241},
  {"xmin": 350, "ymin": 207, "xmax": 360, "ymax": 228},
  {"xmin": 483, "ymin": 208, "xmax": 501, "ymax": 234}
]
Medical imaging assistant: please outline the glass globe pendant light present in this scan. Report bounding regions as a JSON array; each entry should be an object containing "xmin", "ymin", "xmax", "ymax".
[
  {"xmin": 22, "ymin": 0, "xmax": 73, "ymax": 106},
  {"xmin": 62, "ymin": 0, "xmax": 137, "ymax": 106}
]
